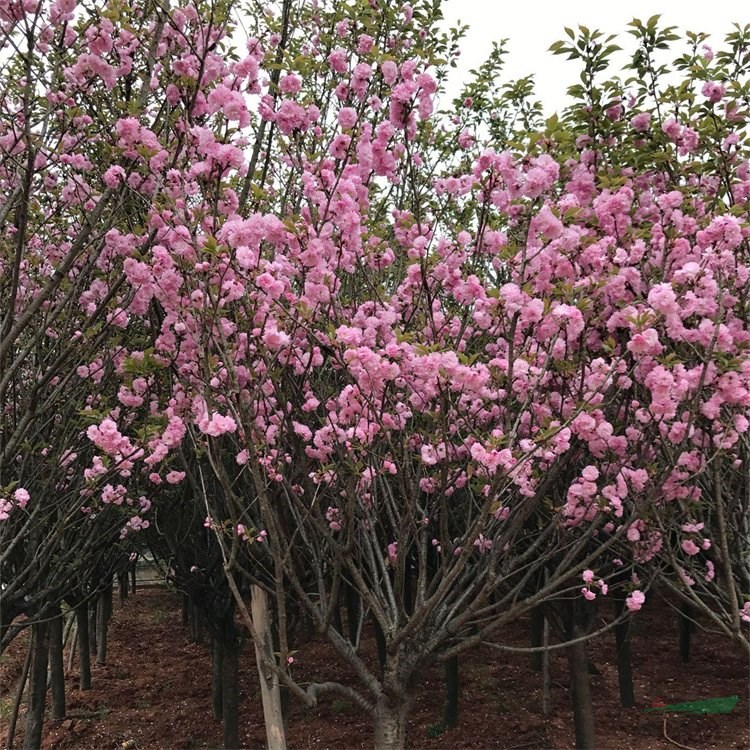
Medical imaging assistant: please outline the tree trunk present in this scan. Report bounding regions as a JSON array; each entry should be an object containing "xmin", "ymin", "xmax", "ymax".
[
  {"xmin": 373, "ymin": 697, "xmax": 410, "ymax": 750},
  {"xmin": 23, "ymin": 621, "xmax": 50, "ymax": 750},
  {"xmin": 130, "ymin": 560, "xmax": 137, "ymax": 594},
  {"xmin": 118, "ymin": 572, "xmax": 129, "ymax": 604},
  {"xmin": 344, "ymin": 581, "xmax": 360, "ymax": 645},
  {"xmin": 678, "ymin": 602, "xmax": 694, "ymax": 663},
  {"xmin": 181, "ymin": 593, "xmax": 189, "ymax": 627},
  {"xmin": 212, "ymin": 637, "xmax": 224, "ymax": 721},
  {"xmin": 221, "ymin": 638, "xmax": 240, "ymax": 750},
  {"xmin": 443, "ymin": 655, "xmax": 459, "ymax": 728},
  {"xmin": 49, "ymin": 607, "xmax": 66, "ymax": 720},
  {"xmin": 96, "ymin": 583, "xmax": 112, "ymax": 665},
  {"xmin": 613, "ymin": 594, "xmax": 635, "ymax": 707},
  {"xmin": 4, "ymin": 636, "xmax": 32, "ymax": 750},
  {"xmin": 76, "ymin": 607, "xmax": 91, "ymax": 690},
  {"xmin": 88, "ymin": 598, "xmax": 97, "ymax": 657},
  {"xmin": 251, "ymin": 585, "xmax": 287, "ymax": 750},
  {"xmin": 372, "ymin": 615, "xmax": 387, "ymax": 680},
  {"xmin": 542, "ymin": 613, "xmax": 551, "ymax": 716},
  {"xmin": 530, "ymin": 605, "xmax": 544, "ymax": 671},
  {"xmin": 566, "ymin": 630, "xmax": 596, "ymax": 750},
  {"xmin": 66, "ymin": 620, "xmax": 78, "ymax": 674}
]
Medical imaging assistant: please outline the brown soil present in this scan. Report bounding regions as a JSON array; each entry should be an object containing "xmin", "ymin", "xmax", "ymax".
[{"xmin": 1, "ymin": 588, "xmax": 748, "ymax": 750}]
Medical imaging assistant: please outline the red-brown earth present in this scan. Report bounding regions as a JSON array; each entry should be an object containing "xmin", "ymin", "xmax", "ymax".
[{"xmin": 1, "ymin": 587, "xmax": 748, "ymax": 749}]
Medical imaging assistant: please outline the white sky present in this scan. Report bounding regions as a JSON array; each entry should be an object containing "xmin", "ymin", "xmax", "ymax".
[{"xmin": 439, "ymin": 0, "xmax": 746, "ymax": 114}]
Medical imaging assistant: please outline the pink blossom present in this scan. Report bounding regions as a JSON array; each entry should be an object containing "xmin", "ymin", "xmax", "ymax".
[
  {"xmin": 701, "ymin": 80, "xmax": 725, "ymax": 103},
  {"xmin": 626, "ymin": 590, "xmax": 645, "ymax": 612},
  {"xmin": 13, "ymin": 488, "xmax": 30, "ymax": 507},
  {"xmin": 630, "ymin": 112, "xmax": 651, "ymax": 132}
]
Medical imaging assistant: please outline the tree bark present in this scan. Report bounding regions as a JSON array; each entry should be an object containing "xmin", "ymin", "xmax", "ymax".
[
  {"xmin": 4, "ymin": 635, "xmax": 32, "ymax": 750},
  {"xmin": 221, "ymin": 638, "xmax": 240, "ymax": 750},
  {"xmin": 212, "ymin": 637, "xmax": 224, "ymax": 721},
  {"xmin": 23, "ymin": 621, "xmax": 50, "ymax": 750},
  {"xmin": 118, "ymin": 572, "xmax": 129, "ymax": 604},
  {"xmin": 76, "ymin": 607, "xmax": 91, "ymax": 690},
  {"xmin": 88, "ymin": 598, "xmax": 97, "ymax": 656},
  {"xmin": 678, "ymin": 601, "xmax": 694, "ymax": 663},
  {"xmin": 372, "ymin": 615, "xmax": 387, "ymax": 680},
  {"xmin": 49, "ymin": 607, "xmax": 66, "ymax": 720},
  {"xmin": 373, "ymin": 697, "xmax": 410, "ymax": 750},
  {"xmin": 530, "ymin": 605, "xmax": 545, "ymax": 671},
  {"xmin": 181, "ymin": 593, "xmax": 189, "ymax": 627},
  {"xmin": 96, "ymin": 583, "xmax": 112, "ymax": 665},
  {"xmin": 443, "ymin": 655, "xmax": 459, "ymax": 728},
  {"xmin": 344, "ymin": 581, "xmax": 360, "ymax": 645},
  {"xmin": 566, "ymin": 626, "xmax": 596, "ymax": 750},
  {"xmin": 613, "ymin": 594, "xmax": 635, "ymax": 707},
  {"xmin": 251, "ymin": 585, "xmax": 287, "ymax": 750}
]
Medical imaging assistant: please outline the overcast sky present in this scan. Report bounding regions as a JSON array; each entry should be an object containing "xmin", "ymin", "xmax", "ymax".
[{"xmin": 439, "ymin": 0, "xmax": 746, "ymax": 113}]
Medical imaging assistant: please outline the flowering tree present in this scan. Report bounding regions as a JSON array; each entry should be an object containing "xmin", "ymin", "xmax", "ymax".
[{"xmin": 2, "ymin": 0, "xmax": 750, "ymax": 748}]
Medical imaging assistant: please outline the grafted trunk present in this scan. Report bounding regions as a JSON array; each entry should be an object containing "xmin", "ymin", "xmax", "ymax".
[
  {"xmin": 251, "ymin": 585, "xmax": 286, "ymax": 750},
  {"xmin": 76, "ymin": 606, "xmax": 91, "ymax": 690},
  {"xmin": 373, "ymin": 697, "xmax": 410, "ymax": 750},
  {"xmin": 23, "ymin": 620, "xmax": 50, "ymax": 750},
  {"xmin": 49, "ymin": 607, "xmax": 66, "ymax": 720}
]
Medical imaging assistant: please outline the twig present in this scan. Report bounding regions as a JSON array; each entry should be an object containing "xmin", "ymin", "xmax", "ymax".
[{"xmin": 663, "ymin": 716, "xmax": 698, "ymax": 750}]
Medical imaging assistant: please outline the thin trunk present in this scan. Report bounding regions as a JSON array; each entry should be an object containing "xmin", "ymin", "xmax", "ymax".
[
  {"xmin": 678, "ymin": 602, "xmax": 694, "ymax": 663},
  {"xmin": 66, "ymin": 621, "xmax": 78, "ymax": 674},
  {"xmin": 23, "ymin": 620, "xmax": 50, "ymax": 750},
  {"xmin": 212, "ymin": 637, "xmax": 224, "ymax": 721},
  {"xmin": 76, "ymin": 607, "xmax": 91, "ymax": 690},
  {"xmin": 373, "ymin": 697, "xmax": 410, "ymax": 750},
  {"xmin": 96, "ymin": 584, "xmax": 112, "ymax": 665},
  {"xmin": 88, "ymin": 598, "xmax": 97, "ymax": 656},
  {"xmin": 4, "ymin": 636, "xmax": 32, "ymax": 750},
  {"xmin": 118, "ymin": 572, "xmax": 129, "ymax": 604},
  {"xmin": 344, "ymin": 581, "xmax": 360, "ymax": 645},
  {"xmin": 443, "ymin": 655, "xmax": 459, "ymax": 728},
  {"xmin": 181, "ymin": 593, "xmax": 189, "ymax": 627},
  {"xmin": 566, "ymin": 628, "xmax": 596, "ymax": 750},
  {"xmin": 130, "ymin": 561, "xmax": 137, "ymax": 594},
  {"xmin": 251, "ymin": 585, "xmax": 287, "ymax": 750},
  {"xmin": 613, "ymin": 595, "xmax": 635, "ymax": 708},
  {"xmin": 221, "ymin": 639, "xmax": 240, "ymax": 750},
  {"xmin": 49, "ymin": 608, "xmax": 66, "ymax": 720},
  {"xmin": 530, "ymin": 605, "xmax": 544, "ymax": 671},
  {"xmin": 542, "ymin": 614, "xmax": 551, "ymax": 716},
  {"xmin": 372, "ymin": 615, "xmax": 387, "ymax": 680}
]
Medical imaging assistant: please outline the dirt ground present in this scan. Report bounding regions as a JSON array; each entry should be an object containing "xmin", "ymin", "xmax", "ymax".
[{"xmin": 1, "ymin": 587, "xmax": 748, "ymax": 750}]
